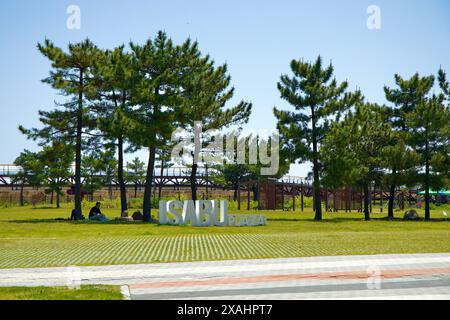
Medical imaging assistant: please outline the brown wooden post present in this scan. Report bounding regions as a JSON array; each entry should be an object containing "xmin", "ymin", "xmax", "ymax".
[
  {"xmin": 312, "ymin": 190, "xmax": 315, "ymax": 212},
  {"xmin": 237, "ymin": 183, "xmax": 241, "ymax": 210},
  {"xmin": 205, "ymin": 164, "xmax": 209, "ymax": 200},
  {"xmin": 333, "ymin": 189, "xmax": 337, "ymax": 212},
  {"xmin": 360, "ymin": 188, "xmax": 363, "ymax": 212},
  {"xmin": 380, "ymin": 185, "xmax": 383, "ymax": 213},
  {"xmin": 273, "ymin": 182, "xmax": 276, "ymax": 211},
  {"xmin": 301, "ymin": 182, "xmax": 304, "ymax": 212},
  {"xmin": 257, "ymin": 180, "xmax": 261, "ymax": 210},
  {"xmin": 247, "ymin": 184, "xmax": 250, "ymax": 211},
  {"xmin": 351, "ymin": 191, "xmax": 354, "ymax": 212},
  {"xmin": 292, "ymin": 187, "xmax": 296, "ymax": 211}
]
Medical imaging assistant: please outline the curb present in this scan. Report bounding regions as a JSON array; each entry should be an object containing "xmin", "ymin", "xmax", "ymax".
[{"xmin": 120, "ymin": 285, "xmax": 131, "ymax": 300}]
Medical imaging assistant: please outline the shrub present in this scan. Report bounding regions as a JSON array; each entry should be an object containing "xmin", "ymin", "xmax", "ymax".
[{"xmin": 30, "ymin": 192, "xmax": 46, "ymax": 208}]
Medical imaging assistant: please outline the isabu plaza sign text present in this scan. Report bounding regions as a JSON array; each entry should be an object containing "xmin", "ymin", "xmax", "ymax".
[{"xmin": 158, "ymin": 200, "xmax": 267, "ymax": 227}]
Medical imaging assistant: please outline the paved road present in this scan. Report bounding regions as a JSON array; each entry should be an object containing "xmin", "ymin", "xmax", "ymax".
[{"xmin": 1, "ymin": 253, "xmax": 450, "ymax": 299}]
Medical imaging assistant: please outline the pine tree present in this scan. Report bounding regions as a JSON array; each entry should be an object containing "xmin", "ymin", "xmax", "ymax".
[
  {"xmin": 19, "ymin": 39, "xmax": 101, "ymax": 219},
  {"xmin": 179, "ymin": 55, "xmax": 252, "ymax": 202},
  {"xmin": 13, "ymin": 151, "xmax": 43, "ymax": 206},
  {"xmin": 91, "ymin": 46, "xmax": 137, "ymax": 214},
  {"xmin": 38, "ymin": 141, "xmax": 73, "ymax": 208},
  {"xmin": 127, "ymin": 31, "xmax": 190, "ymax": 221},
  {"xmin": 408, "ymin": 90, "xmax": 449, "ymax": 220},
  {"xmin": 437, "ymin": 68, "xmax": 450, "ymax": 190},
  {"xmin": 274, "ymin": 56, "xmax": 362, "ymax": 221},
  {"xmin": 381, "ymin": 135, "xmax": 420, "ymax": 219},
  {"xmin": 384, "ymin": 73, "xmax": 434, "ymax": 219},
  {"xmin": 212, "ymin": 134, "xmax": 290, "ymax": 202},
  {"xmin": 96, "ymin": 148, "xmax": 118, "ymax": 201},
  {"xmin": 126, "ymin": 157, "xmax": 146, "ymax": 198},
  {"xmin": 322, "ymin": 103, "xmax": 392, "ymax": 220},
  {"xmin": 81, "ymin": 154, "xmax": 104, "ymax": 201},
  {"xmin": 211, "ymin": 134, "xmax": 253, "ymax": 201},
  {"xmin": 156, "ymin": 146, "xmax": 174, "ymax": 200}
]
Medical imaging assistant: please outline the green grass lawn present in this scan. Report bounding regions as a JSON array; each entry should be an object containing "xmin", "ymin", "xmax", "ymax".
[
  {"xmin": 0, "ymin": 285, "xmax": 123, "ymax": 300},
  {"xmin": 0, "ymin": 204, "xmax": 449, "ymax": 269}
]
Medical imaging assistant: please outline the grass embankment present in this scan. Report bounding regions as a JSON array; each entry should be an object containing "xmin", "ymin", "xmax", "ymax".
[
  {"xmin": 0, "ymin": 285, "xmax": 123, "ymax": 300},
  {"xmin": 0, "ymin": 204, "xmax": 449, "ymax": 269}
]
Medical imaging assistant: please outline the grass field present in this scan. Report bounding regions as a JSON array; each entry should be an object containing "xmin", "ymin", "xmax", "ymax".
[
  {"xmin": 0, "ymin": 204, "xmax": 449, "ymax": 269},
  {"xmin": 0, "ymin": 285, "xmax": 123, "ymax": 300}
]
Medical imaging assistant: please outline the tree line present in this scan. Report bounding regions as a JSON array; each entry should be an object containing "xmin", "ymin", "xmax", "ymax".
[
  {"xmin": 274, "ymin": 56, "xmax": 449, "ymax": 221},
  {"xmin": 15, "ymin": 32, "xmax": 449, "ymax": 222},
  {"xmin": 17, "ymin": 31, "xmax": 252, "ymax": 221}
]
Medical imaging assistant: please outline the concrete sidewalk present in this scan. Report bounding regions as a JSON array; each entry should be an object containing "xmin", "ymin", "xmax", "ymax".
[{"xmin": 1, "ymin": 253, "xmax": 450, "ymax": 299}]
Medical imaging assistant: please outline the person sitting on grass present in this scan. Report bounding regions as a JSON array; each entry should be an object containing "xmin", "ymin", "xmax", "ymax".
[{"xmin": 89, "ymin": 202, "xmax": 109, "ymax": 222}]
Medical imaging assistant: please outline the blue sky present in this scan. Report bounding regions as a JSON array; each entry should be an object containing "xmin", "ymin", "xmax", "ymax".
[{"xmin": 1, "ymin": 0, "xmax": 449, "ymax": 176}]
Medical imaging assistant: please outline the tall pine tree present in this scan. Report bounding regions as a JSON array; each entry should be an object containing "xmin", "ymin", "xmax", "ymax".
[
  {"xmin": 180, "ymin": 56, "xmax": 252, "ymax": 202},
  {"xmin": 322, "ymin": 103, "xmax": 391, "ymax": 220},
  {"xmin": 408, "ymin": 90, "xmax": 449, "ymax": 220},
  {"xmin": 128, "ymin": 31, "xmax": 196, "ymax": 221},
  {"xmin": 384, "ymin": 74, "xmax": 434, "ymax": 219},
  {"xmin": 274, "ymin": 56, "xmax": 362, "ymax": 220},
  {"xmin": 19, "ymin": 39, "xmax": 101, "ymax": 219},
  {"xmin": 91, "ymin": 46, "xmax": 137, "ymax": 214}
]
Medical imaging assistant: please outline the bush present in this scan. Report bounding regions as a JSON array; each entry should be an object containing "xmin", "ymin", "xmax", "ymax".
[
  {"xmin": 30, "ymin": 192, "xmax": 46, "ymax": 208},
  {"xmin": 282, "ymin": 196, "xmax": 314, "ymax": 210},
  {"xmin": 82, "ymin": 198, "xmax": 120, "ymax": 210},
  {"xmin": 226, "ymin": 200, "xmax": 259, "ymax": 210}
]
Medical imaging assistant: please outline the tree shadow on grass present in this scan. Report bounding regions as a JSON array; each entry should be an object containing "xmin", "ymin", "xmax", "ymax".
[
  {"xmin": 268, "ymin": 216, "xmax": 449, "ymax": 223},
  {"xmin": 268, "ymin": 217, "xmax": 368, "ymax": 223},
  {"xmin": 8, "ymin": 219, "xmax": 147, "ymax": 225}
]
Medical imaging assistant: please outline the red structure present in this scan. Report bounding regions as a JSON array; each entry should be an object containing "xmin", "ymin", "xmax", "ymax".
[{"xmin": 241, "ymin": 178, "xmax": 419, "ymax": 212}]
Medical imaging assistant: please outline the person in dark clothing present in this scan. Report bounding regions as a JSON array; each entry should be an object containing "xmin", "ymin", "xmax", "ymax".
[{"xmin": 89, "ymin": 202, "xmax": 109, "ymax": 222}]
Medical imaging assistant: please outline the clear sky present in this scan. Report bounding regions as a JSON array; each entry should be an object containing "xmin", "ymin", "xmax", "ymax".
[{"xmin": 1, "ymin": 0, "xmax": 449, "ymax": 177}]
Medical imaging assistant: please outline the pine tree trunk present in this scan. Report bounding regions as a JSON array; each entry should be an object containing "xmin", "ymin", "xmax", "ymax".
[
  {"xmin": 158, "ymin": 159, "xmax": 164, "ymax": 200},
  {"xmin": 56, "ymin": 192, "xmax": 60, "ymax": 209},
  {"xmin": 143, "ymin": 147, "xmax": 156, "ymax": 222},
  {"xmin": 20, "ymin": 184, "xmax": 24, "ymax": 207},
  {"xmin": 388, "ymin": 168, "xmax": 396, "ymax": 220},
  {"xmin": 311, "ymin": 110, "xmax": 322, "ymax": 221},
  {"xmin": 400, "ymin": 193, "xmax": 405, "ymax": 210},
  {"xmin": 379, "ymin": 185, "xmax": 383, "ymax": 213},
  {"xmin": 424, "ymin": 140, "xmax": 430, "ymax": 221},
  {"xmin": 117, "ymin": 136, "xmax": 128, "ymax": 215},
  {"xmin": 190, "ymin": 160, "xmax": 198, "ymax": 202},
  {"xmin": 108, "ymin": 181, "xmax": 113, "ymax": 200},
  {"xmin": 252, "ymin": 185, "xmax": 258, "ymax": 201},
  {"xmin": 74, "ymin": 69, "xmax": 84, "ymax": 220},
  {"xmin": 363, "ymin": 182, "xmax": 370, "ymax": 221}
]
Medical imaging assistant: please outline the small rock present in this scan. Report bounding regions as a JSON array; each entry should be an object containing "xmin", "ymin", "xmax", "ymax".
[
  {"xmin": 132, "ymin": 211, "xmax": 144, "ymax": 221},
  {"xmin": 403, "ymin": 209, "xmax": 420, "ymax": 221}
]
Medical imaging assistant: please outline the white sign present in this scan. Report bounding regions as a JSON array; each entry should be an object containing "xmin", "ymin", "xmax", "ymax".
[{"xmin": 158, "ymin": 200, "xmax": 266, "ymax": 227}]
